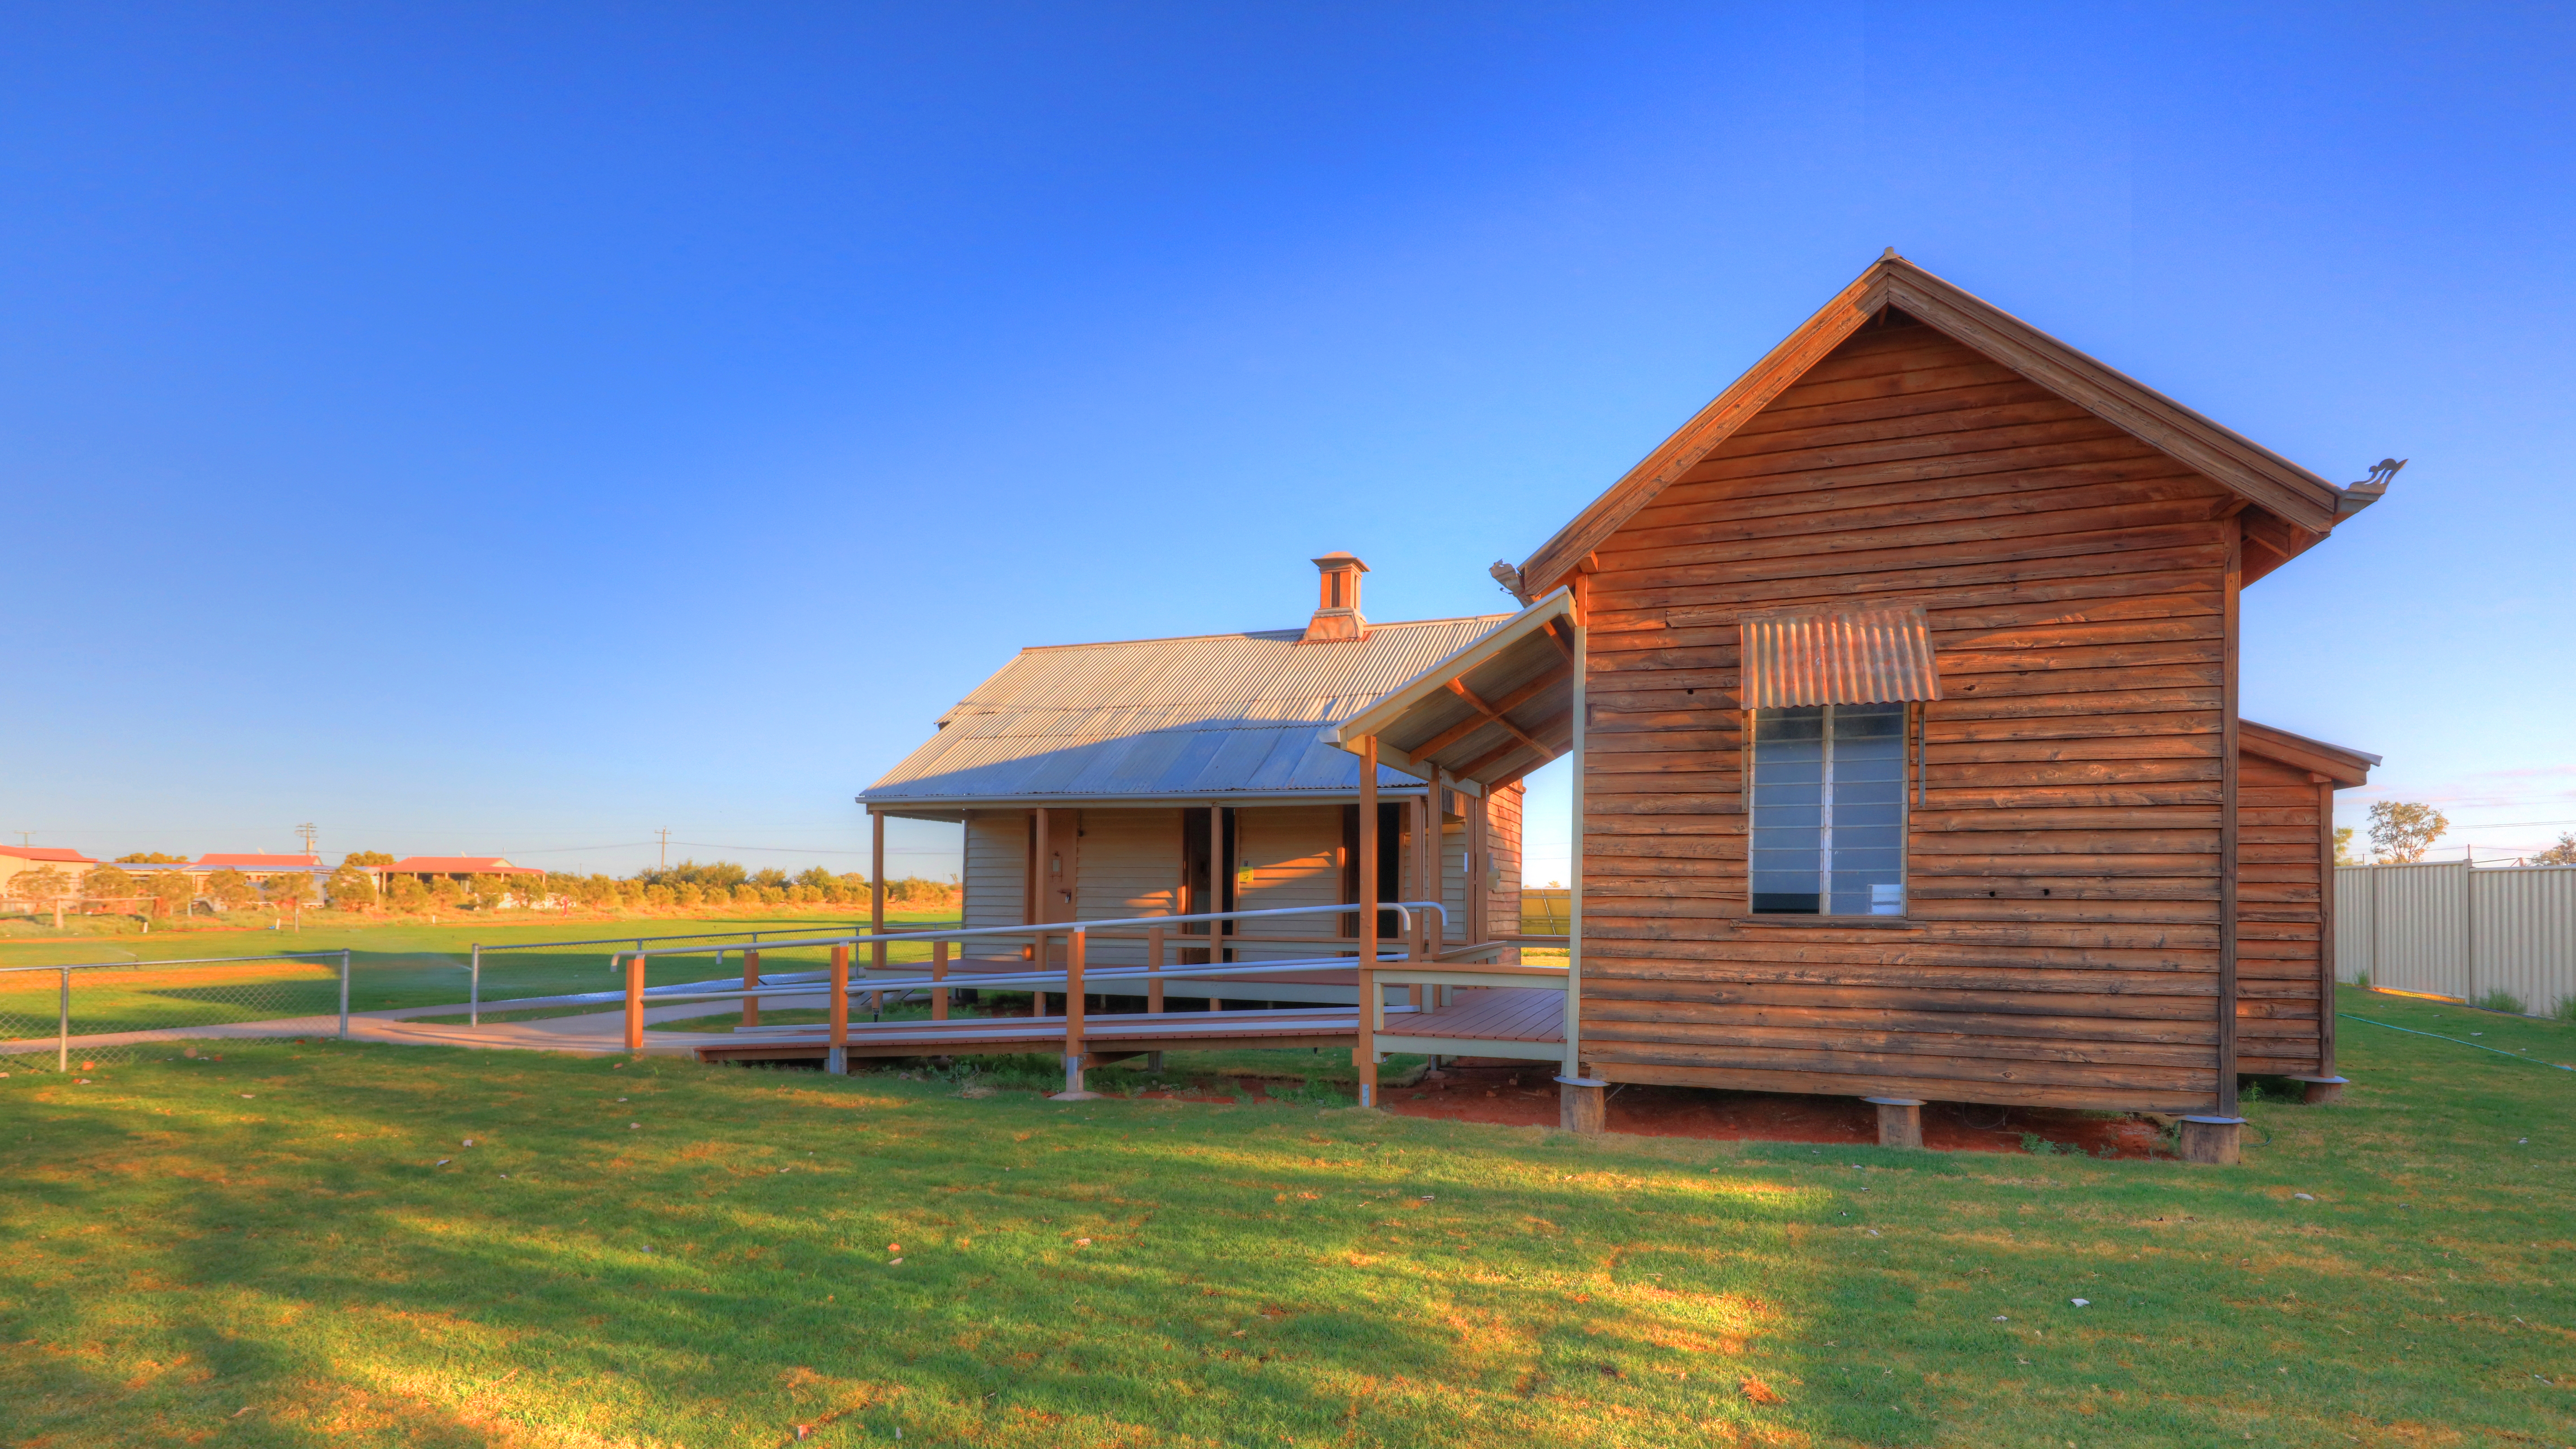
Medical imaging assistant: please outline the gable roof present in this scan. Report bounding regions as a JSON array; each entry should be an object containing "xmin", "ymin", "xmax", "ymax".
[
  {"xmin": 1518, "ymin": 254, "xmax": 2380, "ymax": 597},
  {"xmin": 0, "ymin": 846, "xmax": 95, "ymax": 865},
  {"xmin": 862, "ymin": 614, "xmax": 1512, "ymax": 812},
  {"xmin": 383, "ymin": 856, "xmax": 543, "ymax": 875},
  {"xmin": 2240, "ymin": 720, "xmax": 2379, "ymax": 788}
]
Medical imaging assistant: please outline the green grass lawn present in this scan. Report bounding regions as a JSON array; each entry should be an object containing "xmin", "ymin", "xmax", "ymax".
[
  {"xmin": 3, "ymin": 984, "xmax": 2569, "ymax": 1447},
  {"xmin": 0, "ymin": 911, "xmax": 957, "ymax": 1047}
]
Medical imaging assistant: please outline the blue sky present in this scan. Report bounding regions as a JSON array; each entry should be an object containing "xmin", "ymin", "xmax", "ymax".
[{"xmin": 6, "ymin": 3, "xmax": 2571, "ymax": 879}]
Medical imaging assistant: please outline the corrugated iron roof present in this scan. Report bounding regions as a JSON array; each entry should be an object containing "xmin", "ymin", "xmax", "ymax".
[
  {"xmin": 1740, "ymin": 606, "xmax": 1941, "ymax": 710},
  {"xmin": 866, "ymin": 615, "xmax": 1512, "ymax": 805}
]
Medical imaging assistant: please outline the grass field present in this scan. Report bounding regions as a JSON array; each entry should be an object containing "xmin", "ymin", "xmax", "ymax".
[
  {"xmin": 0, "ymin": 912, "xmax": 957, "ymax": 1050},
  {"xmin": 3, "ymin": 983, "xmax": 2569, "ymax": 1447}
]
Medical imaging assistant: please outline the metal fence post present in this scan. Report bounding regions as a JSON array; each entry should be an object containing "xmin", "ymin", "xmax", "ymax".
[
  {"xmin": 58, "ymin": 966, "xmax": 70, "ymax": 1073},
  {"xmin": 470, "ymin": 943, "xmax": 481, "ymax": 1028}
]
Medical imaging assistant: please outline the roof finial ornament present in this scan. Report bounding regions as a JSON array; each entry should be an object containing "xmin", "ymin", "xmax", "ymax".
[
  {"xmin": 1488, "ymin": 560, "xmax": 1529, "ymax": 604},
  {"xmin": 1880, "ymin": 246, "xmax": 1898, "ymax": 261},
  {"xmin": 2336, "ymin": 457, "xmax": 2406, "ymax": 516}
]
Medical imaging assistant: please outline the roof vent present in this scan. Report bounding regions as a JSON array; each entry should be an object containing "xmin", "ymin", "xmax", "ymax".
[{"xmin": 1304, "ymin": 553, "xmax": 1369, "ymax": 643}]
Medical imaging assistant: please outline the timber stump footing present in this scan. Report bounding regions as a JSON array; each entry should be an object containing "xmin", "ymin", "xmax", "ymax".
[
  {"xmin": 2178, "ymin": 1115, "xmax": 2245, "ymax": 1165},
  {"xmin": 1863, "ymin": 1096, "xmax": 1927, "ymax": 1149},
  {"xmin": 1557, "ymin": 1075, "xmax": 1610, "ymax": 1135},
  {"xmin": 2290, "ymin": 1075, "xmax": 2348, "ymax": 1105}
]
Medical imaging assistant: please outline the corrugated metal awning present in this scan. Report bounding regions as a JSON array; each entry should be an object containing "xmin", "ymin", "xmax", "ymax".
[{"xmin": 1741, "ymin": 606, "xmax": 1940, "ymax": 710}]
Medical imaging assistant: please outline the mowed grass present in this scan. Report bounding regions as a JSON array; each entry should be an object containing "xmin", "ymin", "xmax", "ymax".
[{"xmin": 3, "ymin": 986, "xmax": 2570, "ymax": 1448}]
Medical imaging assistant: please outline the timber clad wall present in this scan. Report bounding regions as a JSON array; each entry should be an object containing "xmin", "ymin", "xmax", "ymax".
[
  {"xmin": 1236, "ymin": 805, "xmax": 1342, "ymax": 960},
  {"xmin": 2236, "ymin": 750, "xmax": 2327, "ymax": 1075},
  {"xmin": 1074, "ymin": 809, "xmax": 1184, "ymax": 966},
  {"xmin": 961, "ymin": 812, "xmax": 1027, "ymax": 934},
  {"xmin": 1486, "ymin": 782, "xmax": 1525, "ymax": 957},
  {"xmin": 1578, "ymin": 314, "xmax": 2241, "ymax": 1113}
]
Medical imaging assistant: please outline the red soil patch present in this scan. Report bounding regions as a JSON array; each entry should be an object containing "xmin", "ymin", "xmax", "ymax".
[{"xmin": 1375, "ymin": 1062, "xmax": 2166, "ymax": 1158}]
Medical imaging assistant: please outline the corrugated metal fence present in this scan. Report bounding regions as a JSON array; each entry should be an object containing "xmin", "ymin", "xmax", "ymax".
[{"xmin": 2335, "ymin": 862, "xmax": 2576, "ymax": 1013}]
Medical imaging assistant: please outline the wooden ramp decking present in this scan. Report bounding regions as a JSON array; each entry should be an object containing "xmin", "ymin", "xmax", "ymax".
[{"xmin": 690, "ymin": 986, "xmax": 1567, "ymax": 1067}]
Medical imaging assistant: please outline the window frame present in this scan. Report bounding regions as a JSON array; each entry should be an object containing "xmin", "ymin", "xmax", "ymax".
[{"xmin": 1745, "ymin": 700, "xmax": 1915, "ymax": 919}]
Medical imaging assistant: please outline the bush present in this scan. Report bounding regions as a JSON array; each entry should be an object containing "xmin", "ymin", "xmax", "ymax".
[
  {"xmin": 2555, "ymin": 996, "xmax": 2576, "ymax": 1024},
  {"xmin": 675, "ymin": 883, "xmax": 704, "ymax": 908},
  {"xmin": 263, "ymin": 872, "xmax": 318, "ymax": 909},
  {"xmin": 2474, "ymin": 989, "xmax": 2529, "ymax": 1017},
  {"xmin": 201, "ymin": 868, "xmax": 258, "ymax": 909},
  {"xmin": 643, "ymin": 884, "xmax": 674, "ymax": 909},
  {"xmin": 387, "ymin": 877, "xmax": 431, "ymax": 914},
  {"xmin": 325, "ymin": 865, "xmax": 378, "ymax": 912}
]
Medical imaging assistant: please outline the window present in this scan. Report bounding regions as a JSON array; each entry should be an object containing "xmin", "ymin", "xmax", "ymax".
[{"xmin": 1749, "ymin": 701, "xmax": 1907, "ymax": 915}]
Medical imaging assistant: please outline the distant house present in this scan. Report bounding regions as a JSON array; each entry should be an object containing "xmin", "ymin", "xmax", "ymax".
[
  {"xmin": 192, "ymin": 853, "xmax": 323, "ymax": 883},
  {"xmin": 860, "ymin": 554, "xmax": 1527, "ymax": 984},
  {"xmin": 376, "ymin": 856, "xmax": 545, "ymax": 888},
  {"xmin": 0, "ymin": 845, "xmax": 97, "ymax": 898}
]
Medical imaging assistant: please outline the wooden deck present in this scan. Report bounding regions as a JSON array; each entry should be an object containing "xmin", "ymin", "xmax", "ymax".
[{"xmin": 690, "ymin": 987, "xmax": 1566, "ymax": 1066}]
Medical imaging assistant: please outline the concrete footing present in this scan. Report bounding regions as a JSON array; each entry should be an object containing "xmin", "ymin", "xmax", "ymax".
[
  {"xmin": 1557, "ymin": 1075, "xmax": 1610, "ymax": 1134},
  {"xmin": 1863, "ymin": 1096, "xmax": 1926, "ymax": 1149},
  {"xmin": 1049, "ymin": 1053, "xmax": 1103, "ymax": 1102},
  {"xmin": 2178, "ymin": 1114, "xmax": 2245, "ymax": 1165},
  {"xmin": 824, "ymin": 1046, "xmax": 846, "ymax": 1076},
  {"xmin": 2290, "ymin": 1074, "xmax": 2348, "ymax": 1104}
]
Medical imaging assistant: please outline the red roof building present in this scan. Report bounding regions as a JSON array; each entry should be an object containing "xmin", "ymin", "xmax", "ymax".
[
  {"xmin": 0, "ymin": 846, "xmax": 96, "ymax": 865},
  {"xmin": 379, "ymin": 856, "xmax": 545, "ymax": 879},
  {"xmin": 195, "ymin": 853, "xmax": 322, "ymax": 870}
]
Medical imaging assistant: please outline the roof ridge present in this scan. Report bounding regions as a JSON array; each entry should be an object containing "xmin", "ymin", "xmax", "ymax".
[{"xmin": 1013, "ymin": 612, "xmax": 1514, "ymax": 654}]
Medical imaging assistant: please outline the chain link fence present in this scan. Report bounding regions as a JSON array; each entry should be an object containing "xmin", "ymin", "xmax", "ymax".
[{"xmin": 0, "ymin": 950, "xmax": 348, "ymax": 1072}]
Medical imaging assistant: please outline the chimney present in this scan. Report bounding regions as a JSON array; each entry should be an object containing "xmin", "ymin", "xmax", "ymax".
[{"xmin": 1303, "ymin": 552, "xmax": 1369, "ymax": 643}]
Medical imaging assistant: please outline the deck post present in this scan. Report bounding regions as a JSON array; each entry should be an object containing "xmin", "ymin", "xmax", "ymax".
[
  {"xmin": 827, "ymin": 944, "xmax": 850, "ymax": 1075},
  {"xmin": 1554, "ymin": 589, "xmax": 1606, "ymax": 1133},
  {"xmin": 1052, "ymin": 928, "xmax": 1101, "ymax": 1101},
  {"xmin": 741, "ymin": 949, "xmax": 761, "ymax": 1029},
  {"xmin": 624, "ymin": 953, "xmax": 645, "ymax": 1053},
  {"xmin": 1865, "ymin": 1096, "xmax": 1925, "ymax": 1149},
  {"xmin": 1146, "ymin": 926, "xmax": 1165, "ymax": 1014},
  {"xmin": 931, "ymin": 940, "xmax": 949, "ymax": 1021},
  {"xmin": 1356, "ymin": 736, "xmax": 1380, "ymax": 1109}
]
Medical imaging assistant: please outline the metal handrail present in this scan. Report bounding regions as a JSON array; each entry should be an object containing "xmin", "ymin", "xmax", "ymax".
[
  {"xmin": 474, "ymin": 921, "xmax": 957, "ymax": 954},
  {"xmin": 600, "ymin": 900, "xmax": 1449, "ymax": 964}
]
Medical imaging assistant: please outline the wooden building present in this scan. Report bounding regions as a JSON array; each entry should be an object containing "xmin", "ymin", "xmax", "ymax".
[
  {"xmin": 1335, "ymin": 254, "xmax": 2389, "ymax": 1118},
  {"xmin": 859, "ymin": 554, "xmax": 1527, "ymax": 1002}
]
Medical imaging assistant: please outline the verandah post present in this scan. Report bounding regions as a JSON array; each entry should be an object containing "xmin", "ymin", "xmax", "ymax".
[
  {"xmin": 624, "ymin": 953, "xmax": 646, "ymax": 1053},
  {"xmin": 741, "ymin": 948, "xmax": 761, "ymax": 1028},
  {"xmin": 1052, "ymin": 928, "xmax": 1100, "ymax": 1101},
  {"xmin": 827, "ymin": 944, "xmax": 849, "ymax": 1075},
  {"xmin": 1146, "ymin": 925, "xmax": 1165, "ymax": 1014},
  {"xmin": 931, "ymin": 939, "xmax": 949, "ymax": 1021},
  {"xmin": 1357, "ymin": 735, "xmax": 1380, "ymax": 1109}
]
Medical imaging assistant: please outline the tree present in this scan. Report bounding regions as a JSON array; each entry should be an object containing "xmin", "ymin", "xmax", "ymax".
[
  {"xmin": 2535, "ymin": 833, "xmax": 2576, "ymax": 866},
  {"xmin": 326, "ymin": 865, "xmax": 379, "ymax": 912},
  {"xmin": 386, "ymin": 876, "xmax": 430, "ymax": 914},
  {"xmin": 148, "ymin": 871, "xmax": 195, "ymax": 917},
  {"xmin": 81, "ymin": 865, "xmax": 140, "ymax": 911},
  {"xmin": 2367, "ymin": 801, "xmax": 2449, "ymax": 864},
  {"xmin": 115, "ymin": 852, "xmax": 188, "ymax": 864},
  {"xmin": 263, "ymin": 871, "xmax": 318, "ymax": 910},
  {"xmin": 344, "ymin": 850, "xmax": 396, "ymax": 867},
  {"xmin": 201, "ymin": 868, "xmax": 258, "ymax": 909},
  {"xmin": 467, "ymin": 874, "xmax": 510, "ymax": 910},
  {"xmin": 2333, "ymin": 826, "xmax": 2358, "ymax": 866}
]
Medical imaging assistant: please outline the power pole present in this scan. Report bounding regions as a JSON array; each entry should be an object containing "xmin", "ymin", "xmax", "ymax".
[
  {"xmin": 656, "ymin": 827, "xmax": 672, "ymax": 870},
  {"xmin": 296, "ymin": 822, "xmax": 318, "ymax": 859},
  {"xmin": 14, "ymin": 831, "xmax": 30, "ymax": 847}
]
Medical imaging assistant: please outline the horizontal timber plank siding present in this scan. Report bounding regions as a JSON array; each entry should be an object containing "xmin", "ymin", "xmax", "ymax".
[{"xmin": 1576, "ymin": 315, "xmax": 2241, "ymax": 1111}]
